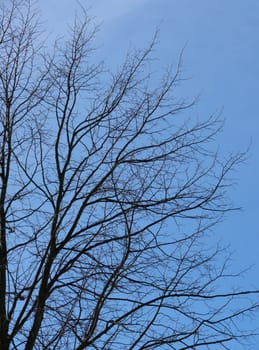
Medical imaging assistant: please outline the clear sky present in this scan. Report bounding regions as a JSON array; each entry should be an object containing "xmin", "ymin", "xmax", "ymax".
[{"xmin": 40, "ymin": 0, "xmax": 259, "ymax": 347}]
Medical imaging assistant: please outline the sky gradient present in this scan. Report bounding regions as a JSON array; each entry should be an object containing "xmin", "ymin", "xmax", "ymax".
[{"xmin": 40, "ymin": 1, "xmax": 259, "ymax": 347}]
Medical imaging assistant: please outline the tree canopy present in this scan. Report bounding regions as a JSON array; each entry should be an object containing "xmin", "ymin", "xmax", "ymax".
[{"xmin": 0, "ymin": 1, "xmax": 258, "ymax": 349}]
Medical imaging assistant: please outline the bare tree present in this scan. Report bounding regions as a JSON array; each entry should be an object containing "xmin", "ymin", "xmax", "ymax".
[{"xmin": 0, "ymin": 1, "xmax": 258, "ymax": 349}]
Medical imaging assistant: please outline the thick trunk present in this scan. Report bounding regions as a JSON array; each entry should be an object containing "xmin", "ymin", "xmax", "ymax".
[{"xmin": 0, "ymin": 213, "xmax": 9, "ymax": 350}]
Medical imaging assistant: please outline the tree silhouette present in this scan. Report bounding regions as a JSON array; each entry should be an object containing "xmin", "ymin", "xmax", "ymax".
[{"xmin": 0, "ymin": 1, "xmax": 258, "ymax": 349}]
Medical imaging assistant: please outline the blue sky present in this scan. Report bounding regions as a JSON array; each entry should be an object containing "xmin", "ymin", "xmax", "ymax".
[{"xmin": 40, "ymin": 0, "xmax": 259, "ymax": 346}]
